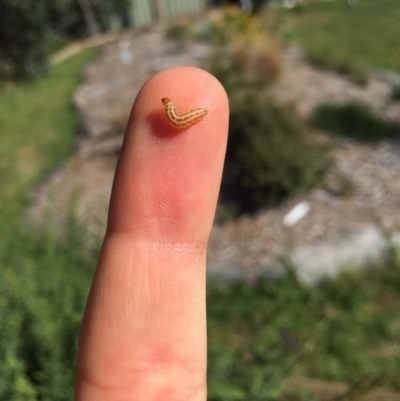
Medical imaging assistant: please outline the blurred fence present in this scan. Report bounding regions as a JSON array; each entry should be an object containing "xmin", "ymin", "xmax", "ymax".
[{"xmin": 128, "ymin": 0, "xmax": 209, "ymax": 26}]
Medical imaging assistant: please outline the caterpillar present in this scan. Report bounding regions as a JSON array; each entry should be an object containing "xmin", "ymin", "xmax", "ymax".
[{"xmin": 162, "ymin": 98, "xmax": 208, "ymax": 129}]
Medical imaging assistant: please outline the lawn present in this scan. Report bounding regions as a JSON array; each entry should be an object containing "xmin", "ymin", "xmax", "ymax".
[
  {"xmin": 0, "ymin": 48, "xmax": 99, "ymax": 225},
  {"xmin": 281, "ymin": 0, "xmax": 400, "ymax": 76}
]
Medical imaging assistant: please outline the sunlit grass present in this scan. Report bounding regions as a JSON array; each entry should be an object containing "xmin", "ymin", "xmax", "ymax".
[
  {"xmin": 0, "ymin": 48, "xmax": 99, "ymax": 223},
  {"xmin": 312, "ymin": 102, "xmax": 400, "ymax": 141},
  {"xmin": 282, "ymin": 0, "xmax": 400, "ymax": 75}
]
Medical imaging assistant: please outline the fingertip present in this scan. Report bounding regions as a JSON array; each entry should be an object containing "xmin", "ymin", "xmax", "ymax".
[
  {"xmin": 108, "ymin": 67, "xmax": 229, "ymax": 242},
  {"xmin": 130, "ymin": 66, "xmax": 229, "ymax": 138}
]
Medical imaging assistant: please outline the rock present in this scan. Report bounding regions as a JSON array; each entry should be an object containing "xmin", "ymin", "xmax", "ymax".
[{"xmin": 289, "ymin": 225, "xmax": 388, "ymax": 285}]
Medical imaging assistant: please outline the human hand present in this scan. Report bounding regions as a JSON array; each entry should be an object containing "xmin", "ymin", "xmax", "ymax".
[{"xmin": 74, "ymin": 66, "xmax": 229, "ymax": 401}]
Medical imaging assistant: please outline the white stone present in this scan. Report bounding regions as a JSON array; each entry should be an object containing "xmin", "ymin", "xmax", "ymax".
[
  {"xmin": 283, "ymin": 202, "xmax": 310, "ymax": 227},
  {"xmin": 290, "ymin": 225, "xmax": 388, "ymax": 285}
]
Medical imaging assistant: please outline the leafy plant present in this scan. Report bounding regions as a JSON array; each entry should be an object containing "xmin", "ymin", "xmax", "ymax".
[
  {"xmin": 203, "ymin": 6, "xmax": 257, "ymax": 45},
  {"xmin": 0, "ymin": 1, "xmax": 50, "ymax": 79},
  {"xmin": 207, "ymin": 257, "xmax": 400, "ymax": 400},
  {"xmin": 200, "ymin": 13, "xmax": 329, "ymax": 217},
  {"xmin": 220, "ymin": 93, "xmax": 331, "ymax": 214},
  {"xmin": 0, "ymin": 0, "xmax": 127, "ymax": 80},
  {"xmin": 165, "ymin": 23, "xmax": 191, "ymax": 45},
  {"xmin": 206, "ymin": 44, "xmax": 282, "ymax": 96},
  {"xmin": 193, "ymin": 6, "xmax": 273, "ymax": 47},
  {"xmin": 391, "ymin": 83, "xmax": 400, "ymax": 100},
  {"xmin": 0, "ymin": 44, "xmax": 99, "ymax": 401},
  {"xmin": 0, "ymin": 218, "xmax": 96, "ymax": 401}
]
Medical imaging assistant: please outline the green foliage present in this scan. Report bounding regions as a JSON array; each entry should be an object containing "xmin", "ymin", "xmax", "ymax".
[
  {"xmin": 3, "ymin": 229, "xmax": 400, "ymax": 401},
  {"xmin": 391, "ymin": 83, "xmax": 400, "ymax": 100},
  {"xmin": 313, "ymin": 102, "xmax": 400, "ymax": 142},
  {"xmin": 0, "ymin": 0, "xmax": 127, "ymax": 80},
  {"xmin": 210, "ymin": 6, "xmax": 256, "ymax": 45},
  {"xmin": 205, "ymin": 36, "xmax": 328, "ymax": 216},
  {"xmin": 0, "ymin": 48, "xmax": 99, "ymax": 221},
  {"xmin": 251, "ymin": 0, "xmax": 272, "ymax": 15},
  {"xmin": 82, "ymin": 0, "xmax": 130, "ymax": 33},
  {"xmin": 165, "ymin": 23, "xmax": 191, "ymax": 44},
  {"xmin": 305, "ymin": 47, "xmax": 368, "ymax": 86},
  {"xmin": 193, "ymin": 6, "xmax": 268, "ymax": 46},
  {"xmin": 208, "ymin": 43, "xmax": 283, "ymax": 92},
  {"xmin": 0, "ymin": 219, "xmax": 96, "ymax": 401},
  {"xmin": 220, "ymin": 93, "xmax": 331, "ymax": 214},
  {"xmin": 207, "ymin": 259, "xmax": 400, "ymax": 400},
  {"xmin": 0, "ymin": 1, "xmax": 50, "ymax": 79},
  {"xmin": 282, "ymin": 0, "xmax": 400, "ymax": 74},
  {"xmin": 0, "ymin": 45, "xmax": 99, "ymax": 401},
  {"xmin": 208, "ymin": 340, "xmax": 285, "ymax": 401},
  {"xmin": 207, "ymin": 272, "xmax": 302, "ymax": 401}
]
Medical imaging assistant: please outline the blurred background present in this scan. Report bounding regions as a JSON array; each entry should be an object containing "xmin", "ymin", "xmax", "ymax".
[{"xmin": 1, "ymin": 0, "xmax": 400, "ymax": 400}]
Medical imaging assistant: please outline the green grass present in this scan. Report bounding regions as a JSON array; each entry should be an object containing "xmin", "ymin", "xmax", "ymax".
[
  {"xmin": 312, "ymin": 102, "xmax": 400, "ymax": 141},
  {"xmin": 207, "ymin": 257, "xmax": 400, "ymax": 400},
  {"xmin": 0, "ymin": 218, "xmax": 95, "ymax": 401},
  {"xmin": 281, "ymin": 0, "xmax": 400, "ymax": 76},
  {"xmin": 0, "ymin": 48, "xmax": 100, "ymax": 400},
  {"xmin": 392, "ymin": 84, "xmax": 400, "ymax": 100},
  {"xmin": 0, "ymin": 48, "xmax": 99, "ymax": 224}
]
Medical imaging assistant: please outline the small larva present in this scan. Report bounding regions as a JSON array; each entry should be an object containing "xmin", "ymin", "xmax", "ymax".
[{"xmin": 162, "ymin": 98, "xmax": 208, "ymax": 129}]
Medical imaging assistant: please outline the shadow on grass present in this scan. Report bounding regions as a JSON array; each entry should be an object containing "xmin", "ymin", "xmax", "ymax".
[{"xmin": 312, "ymin": 102, "xmax": 400, "ymax": 142}]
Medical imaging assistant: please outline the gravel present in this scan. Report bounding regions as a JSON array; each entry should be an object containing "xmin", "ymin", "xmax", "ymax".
[{"xmin": 30, "ymin": 29, "xmax": 400, "ymax": 282}]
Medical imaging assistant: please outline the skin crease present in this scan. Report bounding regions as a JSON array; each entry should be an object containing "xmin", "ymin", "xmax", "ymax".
[{"xmin": 74, "ymin": 66, "xmax": 229, "ymax": 401}]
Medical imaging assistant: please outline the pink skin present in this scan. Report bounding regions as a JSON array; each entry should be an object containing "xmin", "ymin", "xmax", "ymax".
[{"xmin": 74, "ymin": 66, "xmax": 229, "ymax": 401}]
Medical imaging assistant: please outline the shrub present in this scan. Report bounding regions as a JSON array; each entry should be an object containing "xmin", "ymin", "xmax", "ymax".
[
  {"xmin": 231, "ymin": 44, "xmax": 283, "ymax": 86},
  {"xmin": 220, "ymin": 93, "xmax": 331, "ymax": 215},
  {"xmin": 193, "ymin": 6, "xmax": 273, "ymax": 47},
  {"xmin": 313, "ymin": 102, "xmax": 400, "ymax": 142},
  {"xmin": 203, "ymin": 26, "xmax": 329, "ymax": 217},
  {"xmin": 207, "ymin": 274, "xmax": 302, "ymax": 401},
  {"xmin": 189, "ymin": 8, "xmax": 330, "ymax": 217},
  {"xmin": 202, "ymin": 6, "xmax": 256, "ymax": 45},
  {"xmin": 207, "ymin": 340, "xmax": 285, "ymax": 401},
  {"xmin": 165, "ymin": 22, "xmax": 191, "ymax": 45},
  {"xmin": 0, "ymin": 218, "xmax": 96, "ymax": 401},
  {"xmin": 206, "ymin": 42, "xmax": 283, "ymax": 98},
  {"xmin": 0, "ymin": 1, "xmax": 49, "ymax": 79},
  {"xmin": 0, "ymin": 0, "xmax": 128, "ymax": 80},
  {"xmin": 391, "ymin": 84, "xmax": 400, "ymax": 101}
]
